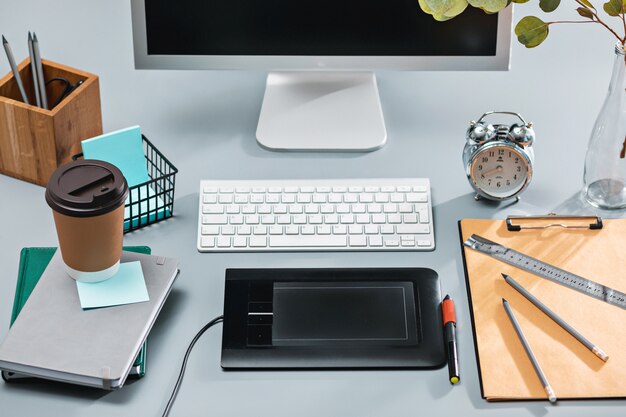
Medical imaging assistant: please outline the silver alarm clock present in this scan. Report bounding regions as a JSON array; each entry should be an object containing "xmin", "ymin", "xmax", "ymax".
[{"xmin": 463, "ymin": 111, "xmax": 535, "ymax": 201}]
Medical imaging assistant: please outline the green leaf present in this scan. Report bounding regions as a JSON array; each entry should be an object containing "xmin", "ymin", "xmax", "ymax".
[
  {"xmin": 515, "ymin": 16, "xmax": 550, "ymax": 48},
  {"xmin": 604, "ymin": 0, "xmax": 623, "ymax": 15},
  {"xmin": 512, "ymin": 0, "xmax": 530, "ymax": 3},
  {"xmin": 539, "ymin": 0, "xmax": 561, "ymax": 12},
  {"xmin": 467, "ymin": 0, "xmax": 509, "ymax": 13},
  {"xmin": 419, "ymin": 0, "xmax": 469, "ymax": 19},
  {"xmin": 578, "ymin": 0, "xmax": 594, "ymax": 8},
  {"xmin": 576, "ymin": 6, "xmax": 594, "ymax": 18}
]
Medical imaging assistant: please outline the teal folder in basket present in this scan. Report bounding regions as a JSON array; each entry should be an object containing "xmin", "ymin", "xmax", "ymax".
[{"xmin": 1, "ymin": 246, "xmax": 151, "ymax": 382}]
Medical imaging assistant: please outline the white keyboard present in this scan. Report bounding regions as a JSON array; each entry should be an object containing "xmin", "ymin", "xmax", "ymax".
[{"xmin": 197, "ymin": 179, "xmax": 434, "ymax": 252}]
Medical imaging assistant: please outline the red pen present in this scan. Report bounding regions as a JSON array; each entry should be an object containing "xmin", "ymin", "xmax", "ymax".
[{"xmin": 443, "ymin": 294, "xmax": 460, "ymax": 384}]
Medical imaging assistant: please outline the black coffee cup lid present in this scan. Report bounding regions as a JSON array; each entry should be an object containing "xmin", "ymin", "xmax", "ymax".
[{"xmin": 46, "ymin": 159, "xmax": 129, "ymax": 217}]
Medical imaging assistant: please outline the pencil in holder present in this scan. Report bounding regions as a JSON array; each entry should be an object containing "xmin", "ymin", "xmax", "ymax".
[{"xmin": 0, "ymin": 59, "xmax": 102, "ymax": 186}]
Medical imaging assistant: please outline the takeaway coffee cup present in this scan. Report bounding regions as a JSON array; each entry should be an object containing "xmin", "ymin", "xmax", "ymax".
[{"xmin": 46, "ymin": 159, "xmax": 128, "ymax": 282}]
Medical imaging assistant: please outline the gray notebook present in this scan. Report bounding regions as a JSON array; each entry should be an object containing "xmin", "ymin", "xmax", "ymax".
[{"xmin": 0, "ymin": 251, "xmax": 179, "ymax": 390}]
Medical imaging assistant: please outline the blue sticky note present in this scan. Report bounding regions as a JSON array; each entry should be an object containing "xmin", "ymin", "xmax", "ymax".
[
  {"xmin": 81, "ymin": 126, "xmax": 150, "ymax": 187},
  {"xmin": 76, "ymin": 261, "xmax": 150, "ymax": 309}
]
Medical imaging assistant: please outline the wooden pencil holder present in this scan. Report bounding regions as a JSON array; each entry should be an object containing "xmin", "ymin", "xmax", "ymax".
[{"xmin": 0, "ymin": 58, "xmax": 102, "ymax": 186}]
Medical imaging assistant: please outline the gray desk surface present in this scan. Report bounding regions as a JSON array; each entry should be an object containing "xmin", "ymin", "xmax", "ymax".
[{"xmin": 1, "ymin": 1, "xmax": 625, "ymax": 416}]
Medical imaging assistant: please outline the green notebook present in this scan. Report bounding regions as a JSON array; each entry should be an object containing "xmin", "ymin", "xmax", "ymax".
[{"xmin": 2, "ymin": 246, "xmax": 151, "ymax": 382}]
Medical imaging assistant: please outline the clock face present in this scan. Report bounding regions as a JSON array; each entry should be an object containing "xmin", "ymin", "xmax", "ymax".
[{"xmin": 469, "ymin": 144, "xmax": 530, "ymax": 199}]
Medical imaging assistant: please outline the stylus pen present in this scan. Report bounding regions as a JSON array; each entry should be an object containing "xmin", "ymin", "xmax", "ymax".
[
  {"xmin": 502, "ymin": 298, "xmax": 557, "ymax": 403},
  {"xmin": 32, "ymin": 33, "xmax": 48, "ymax": 109},
  {"xmin": 442, "ymin": 294, "xmax": 459, "ymax": 384},
  {"xmin": 502, "ymin": 273, "xmax": 608, "ymax": 362},
  {"xmin": 2, "ymin": 35, "xmax": 29, "ymax": 104},
  {"xmin": 28, "ymin": 32, "xmax": 41, "ymax": 107}
]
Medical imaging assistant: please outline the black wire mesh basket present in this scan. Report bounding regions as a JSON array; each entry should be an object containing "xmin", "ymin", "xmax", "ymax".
[{"xmin": 74, "ymin": 134, "xmax": 178, "ymax": 233}]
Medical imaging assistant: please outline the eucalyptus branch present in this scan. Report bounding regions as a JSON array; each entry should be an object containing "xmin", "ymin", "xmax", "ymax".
[{"xmin": 587, "ymin": 7, "xmax": 624, "ymax": 43}]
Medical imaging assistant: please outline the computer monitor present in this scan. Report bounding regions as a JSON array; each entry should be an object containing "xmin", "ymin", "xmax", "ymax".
[{"xmin": 131, "ymin": 0, "xmax": 512, "ymax": 151}]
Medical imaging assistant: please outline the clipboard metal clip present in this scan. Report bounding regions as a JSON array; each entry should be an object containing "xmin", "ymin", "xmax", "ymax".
[{"xmin": 505, "ymin": 214, "xmax": 603, "ymax": 232}]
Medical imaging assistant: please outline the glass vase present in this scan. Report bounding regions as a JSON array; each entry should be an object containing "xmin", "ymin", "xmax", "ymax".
[{"xmin": 583, "ymin": 43, "xmax": 626, "ymax": 209}]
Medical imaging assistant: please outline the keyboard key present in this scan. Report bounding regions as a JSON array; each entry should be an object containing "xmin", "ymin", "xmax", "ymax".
[
  {"xmin": 253, "ymin": 226, "xmax": 267, "ymax": 235},
  {"xmin": 375, "ymin": 193, "xmax": 389, "ymax": 203},
  {"xmin": 301, "ymin": 225, "xmax": 315, "ymax": 235},
  {"xmin": 364, "ymin": 225, "xmax": 378, "ymax": 234},
  {"xmin": 380, "ymin": 225, "xmax": 394, "ymax": 234},
  {"xmin": 293, "ymin": 215, "xmax": 307, "ymax": 224},
  {"xmin": 218, "ymin": 194, "xmax": 232, "ymax": 204},
  {"xmin": 274, "ymin": 204, "xmax": 288, "ymax": 214},
  {"xmin": 340, "ymin": 214, "xmax": 355, "ymax": 224},
  {"xmin": 349, "ymin": 225, "xmax": 363, "ymax": 234},
  {"xmin": 317, "ymin": 225, "xmax": 331, "ymax": 235},
  {"xmin": 333, "ymin": 225, "xmax": 347, "ymax": 234},
  {"xmin": 372, "ymin": 214, "xmax": 386, "ymax": 224},
  {"xmin": 313, "ymin": 194, "xmax": 326, "ymax": 203},
  {"xmin": 226, "ymin": 205, "xmax": 240, "ymax": 214},
  {"xmin": 403, "ymin": 214, "xmax": 418, "ymax": 223},
  {"xmin": 229, "ymin": 215, "xmax": 244, "ymax": 224},
  {"xmin": 269, "ymin": 226, "xmax": 283, "ymax": 235},
  {"xmin": 250, "ymin": 236, "xmax": 267, "ymax": 247},
  {"xmin": 217, "ymin": 236, "xmax": 231, "ymax": 247},
  {"xmin": 201, "ymin": 226, "xmax": 220, "ymax": 235},
  {"xmin": 221, "ymin": 226, "xmax": 235, "ymax": 235},
  {"xmin": 201, "ymin": 236, "xmax": 215, "ymax": 247},
  {"xmin": 297, "ymin": 194, "xmax": 312, "ymax": 203},
  {"xmin": 285, "ymin": 226, "xmax": 299, "ymax": 235},
  {"xmin": 277, "ymin": 215, "xmax": 291, "ymax": 224},
  {"xmin": 233, "ymin": 236, "xmax": 247, "ymax": 247},
  {"xmin": 367, "ymin": 203, "xmax": 382, "ymax": 213},
  {"xmin": 203, "ymin": 186, "xmax": 218, "ymax": 193},
  {"xmin": 203, "ymin": 194, "xmax": 218, "ymax": 204},
  {"xmin": 266, "ymin": 194, "xmax": 280, "ymax": 203},
  {"xmin": 324, "ymin": 214, "xmax": 339, "ymax": 224},
  {"xmin": 309, "ymin": 215, "xmax": 323, "ymax": 224},
  {"xmin": 245, "ymin": 215, "xmax": 260, "ymax": 224},
  {"xmin": 356, "ymin": 214, "xmax": 370, "ymax": 224},
  {"xmin": 369, "ymin": 236, "xmax": 383, "ymax": 246},
  {"xmin": 234, "ymin": 194, "xmax": 248, "ymax": 204},
  {"xmin": 238, "ymin": 225, "xmax": 251, "ymax": 235},
  {"xmin": 261, "ymin": 215, "xmax": 275, "ymax": 224},
  {"xmin": 203, "ymin": 205, "xmax": 224, "ymax": 214}
]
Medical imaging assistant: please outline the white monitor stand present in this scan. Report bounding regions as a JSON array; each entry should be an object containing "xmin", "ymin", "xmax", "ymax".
[{"xmin": 256, "ymin": 72, "xmax": 387, "ymax": 152}]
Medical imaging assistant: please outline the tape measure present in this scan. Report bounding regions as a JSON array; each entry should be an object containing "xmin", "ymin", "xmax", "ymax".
[{"xmin": 464, "ymin": 234, "xmax": 626, "ymax": 310}]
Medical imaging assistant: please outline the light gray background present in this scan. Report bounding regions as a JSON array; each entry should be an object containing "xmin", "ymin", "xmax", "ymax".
[{"xmin": 1, "ymin": 1, "xmax": 624, "ymax": 416}]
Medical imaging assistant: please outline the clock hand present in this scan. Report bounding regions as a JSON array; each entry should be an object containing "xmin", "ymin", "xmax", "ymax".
[{"xmin": 482, "ymin": 165, "xmax": 503, "ymax": 178}]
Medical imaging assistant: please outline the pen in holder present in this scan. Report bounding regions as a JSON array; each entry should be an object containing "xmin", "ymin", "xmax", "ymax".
[{"xmin": 0, "ymin": 58, "xmax": 102, "ymax": 186}]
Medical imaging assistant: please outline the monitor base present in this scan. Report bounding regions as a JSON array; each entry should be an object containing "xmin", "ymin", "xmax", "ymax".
[{"xmin": 256, "ymin": 72, "xmax": 387, "ymax": 152}]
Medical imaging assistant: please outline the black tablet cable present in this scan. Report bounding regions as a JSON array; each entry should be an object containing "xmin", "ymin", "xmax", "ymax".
[{"xmin": 162, "ymin": 315, "xmax": 224, "ymax": 417}]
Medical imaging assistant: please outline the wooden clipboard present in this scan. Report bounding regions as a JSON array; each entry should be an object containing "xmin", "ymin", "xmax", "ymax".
[{"xmin": 459, "ymin": 217, "xmax": 626, "ymax": 401}]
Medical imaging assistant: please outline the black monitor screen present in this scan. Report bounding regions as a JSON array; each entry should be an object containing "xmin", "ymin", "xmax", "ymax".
[{"xmin": 145, "ymin": 0, "xmax": 498, "ymax": 56}]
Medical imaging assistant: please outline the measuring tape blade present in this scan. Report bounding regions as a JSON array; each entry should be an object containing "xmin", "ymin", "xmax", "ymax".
[{"xmin": 464, "ymin": 234, "xmax": 626, "ymax": 310}]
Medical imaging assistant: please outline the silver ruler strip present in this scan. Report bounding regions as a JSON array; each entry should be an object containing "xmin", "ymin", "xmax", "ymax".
[{"xmin": 464, "ymin": 234, "xmax": 626, "ymax": 310}]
